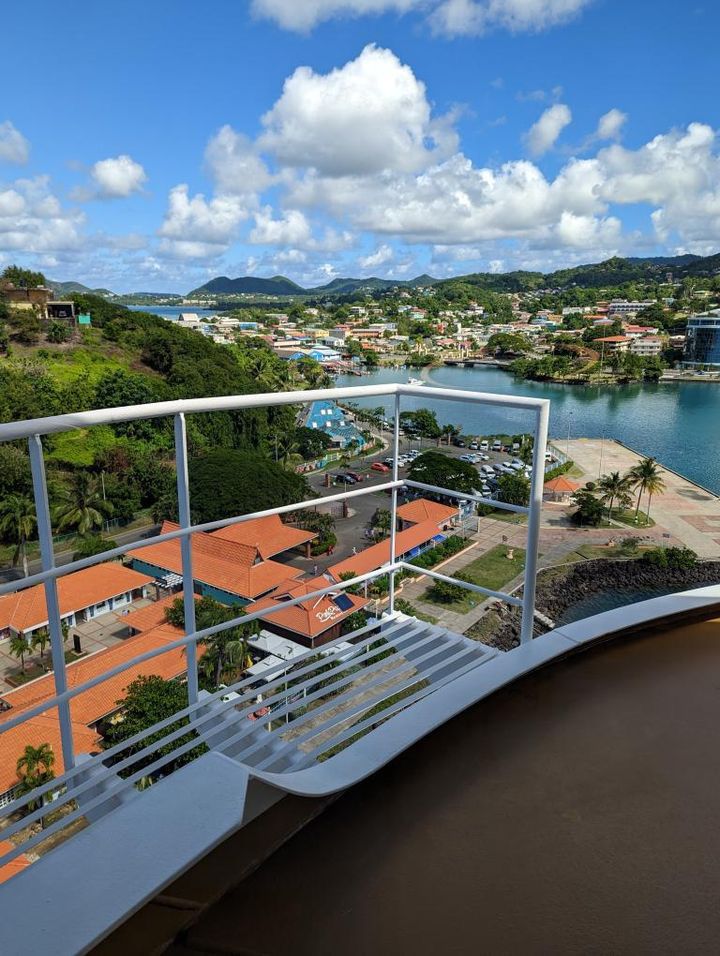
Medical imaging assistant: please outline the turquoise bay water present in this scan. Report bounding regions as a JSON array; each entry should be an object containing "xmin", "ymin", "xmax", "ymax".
[{"xmin": 336, "ymin": 366, "xmax": 720, "ymax": 493}]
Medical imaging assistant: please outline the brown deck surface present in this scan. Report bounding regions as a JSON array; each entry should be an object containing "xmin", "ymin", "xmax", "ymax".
[{"xmin": 176, "ymin": 617, "xmax": 720, "ymax": 955}]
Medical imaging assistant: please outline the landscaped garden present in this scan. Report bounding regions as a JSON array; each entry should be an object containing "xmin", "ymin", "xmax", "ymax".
[{"xmin": 421, "ymin": 544, "xmax": 526, "ymax": 614}]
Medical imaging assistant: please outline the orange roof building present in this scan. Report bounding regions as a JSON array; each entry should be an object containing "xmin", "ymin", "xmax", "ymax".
[
  {"xmin": 328, "ymin": 519, "xmax": 446, "ymax": 581},
  {"xmin": 0, "ymin": 563, "xmax": 153, "ymax": 639},
  {"xmin": 396, "ymin": 498, "xmax": 458, "ymax": 531},
  {"xmin": 127, "ymin": 521, "xmax": 303, "ymax": 604},
  {"xmin": 544, "ymin": 475, "xmax": 581, "ymax": 501},
  {"xmin": 211, "ymin": 514, "xmax": 316, "ymax": 560},
  {"xmin": 249, "ymin": 576, "xmax": 369, "ymax": 648},
  {"xmin": 0, "ymin": 840, "xmax": 31, "ymax": 884}
]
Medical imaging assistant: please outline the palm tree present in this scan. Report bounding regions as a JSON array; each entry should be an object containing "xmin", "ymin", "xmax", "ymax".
[
  {"xmin": 53, "ymin": 472, "xmax": 113, "ymax": 536},
  {"xmin": 32, "ymin": 627, "xmax": 50, "ymax": 664},
  {"xmin": 627, "ymin": 458, "xmax": 666, "ymax": 522},
  {"xmin": 441, "ymin": 423, "xmax": 459, "ymax": 446},
  {"xmin": 199, "ymin": 630, "xmax": 253, "ymax": 689},
  {"xmin": 372, "ymin": 508, "xmax": 393, "ymax": 540},
  {"xmin": 597, "ymin": 471, "xmax": 633, "ymax": 521},
  {"xmin": 9, "ymin": 632, "xmax": 29, "ymax": 672},
  {"xmin": 15, "ymin": 742, "xmax": 55, "ymax": 815},
  {"xmin": 0, "ymin": 494, "xmax": 37, "ymax": 577}
]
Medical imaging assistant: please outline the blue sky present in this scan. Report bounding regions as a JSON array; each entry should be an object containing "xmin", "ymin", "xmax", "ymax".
[{"xmin": 0, "ymin": 0, "xmax": 716, "ymax": 292}]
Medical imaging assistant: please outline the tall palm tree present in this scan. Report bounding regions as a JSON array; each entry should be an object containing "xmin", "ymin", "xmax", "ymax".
[
  {"xmin": 0, "ymin": 494, "xmax": 37, "ymax": 577},
  {"xmin": 597, "ymin": 471, "xmax": 633, "ymax": 520},
  {"xmin": 16, "ymin": 742, "xmax": 55, "ymax": 815},
  {"xmin": 627, "ymin": 458, "xmax": 666, "ymax": 522},
  {"xmin": 441, "ymin": 423, "xmax": 459, "ymax": 446},
  {"xmin": 9, "ymin": 632, "xmax": 29, "ymax": 672},
  {"xmin": 32, "ymin": 627, "xmax": 50, "ymax": 663},
  {"xmin": 53, "ymin": 472, "xmax": 113, "ymax": 536}
]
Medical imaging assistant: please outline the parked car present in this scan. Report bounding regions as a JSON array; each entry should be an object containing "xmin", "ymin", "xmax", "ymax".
[
  {"xmin": 345, "ymin": 471, "xmax": 364, "ymax": 482},
  {"xmin": 492, "ymin": 440, "xmax": 502, "ymax": 451},
  {"xmin": 334, "ymin": 474, "xmax": 357, "ymax": 484},
  {"xmin": 371, "ymin": 462, "xmax": 390, "ymax": 473},
  {"xmin": 512, "ymin": 442, "xmax": 521, "ymax": 453},
  {"xmin": 480, "ymin": 440, "xmax": 489, "ymax": 450},
  {"xmin": 469, "ymin": 441, "xmax": 479, "ymax": 450},
  {"xmin": 452, "ymin": 437, "xmax": 466, "ymax": 447}
]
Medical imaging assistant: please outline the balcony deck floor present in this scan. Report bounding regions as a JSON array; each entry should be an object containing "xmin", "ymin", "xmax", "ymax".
[{"xmin": 174, "ymin": 616, "xmax": 720, "ymax": 956}]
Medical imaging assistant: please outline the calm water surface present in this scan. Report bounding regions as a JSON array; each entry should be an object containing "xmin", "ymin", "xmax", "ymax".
[{"xmin": 336, "ymin": 366, "xmax": 720, "ymax": 493}]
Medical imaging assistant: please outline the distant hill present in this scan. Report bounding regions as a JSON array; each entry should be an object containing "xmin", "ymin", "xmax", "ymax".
[
  {"xmin": 49, "ymin": 280, "xmax": 114, "ymax": 297},
  {"xmin": 189, "ymin": 273, "xmax": 438, "ymax": 297},
  {"xmin": 190, "ymin": 275, "xmax": 305, "ymax": 296}
]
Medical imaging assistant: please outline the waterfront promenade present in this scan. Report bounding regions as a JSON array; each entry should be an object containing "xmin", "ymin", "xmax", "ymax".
[{"xmin": 563, "ymin": 438, "xmax": 720, "ymax": 558}]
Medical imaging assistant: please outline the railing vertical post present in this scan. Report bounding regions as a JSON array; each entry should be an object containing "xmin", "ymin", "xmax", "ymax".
[
  {"xmin": 388, "ymin": 392, "xmax": 402, "ymax": 615},
  {"xmin": 174, "ymin": 413, "xmax": 199, "ymax": 704},
  {"xmin": 520, "ymin": 402, "xmax": 550, "ymax": 644},
  {"xmin": 28, "ymin": 435, "xmax": 75, "ymax": 771}
]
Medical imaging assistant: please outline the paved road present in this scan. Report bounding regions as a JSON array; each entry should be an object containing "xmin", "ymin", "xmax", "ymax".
[{"xmin": 0, "ymin": 523, "xmax": 160, "ymax": 585}]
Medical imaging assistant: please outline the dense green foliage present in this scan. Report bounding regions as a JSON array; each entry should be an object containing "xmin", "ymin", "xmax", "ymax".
[
  {"xmin": 188, "ymin": 448, "xmax": 310, "ymax": 523},
  {"xmin": 407, "ymin": 451, "xmax": 479, "ymax": 494},
  {"xmin": 641, "ymin": 546, "xmax": 697, "ymax": 569}
]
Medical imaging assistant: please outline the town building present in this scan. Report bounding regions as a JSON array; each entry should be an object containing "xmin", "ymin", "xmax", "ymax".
[
  {"xmin": 303, "ymin": 400, "xmax": 367, "ymax": 450},
  {"xmin": 211, "ymin": 514, "xmax": 317, "ymax": 560},
  {"xmin": 629, "ymin": 336, "xmax": 664, "ymax": 357},
  {"xmin": 594, "ymin": 335, "xmax": 631, "ymax": 353},
  {"xmin": 607, "ymin": 300, "xmax": 654, "ymax": 316},
  {"xmin": 396, "ymin": 498, "xmax": 459, "ymax": 532},
  {"xmin": 0, "ymin": 564, "xmax": 152, "ymax": 641},
  {"xmin": 683, "ymin": 310, "xmax": 720, "ymax": 368},
  {"xmin": 248, "ymin": 576, "xmax": 369, "ymax": 649},
  {"xmin": 128, "ymin": 521, "xmax": 301, "ymax": 605},
  {"xmin": 328, "ymin": 519, "xmax": 448, "ymax": 581},
  {"xmin": 0, "ymin": 281, "xmax": 53, "ymax": 317}
]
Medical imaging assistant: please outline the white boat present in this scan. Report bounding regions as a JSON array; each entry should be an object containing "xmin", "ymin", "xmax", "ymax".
[{"xmin": 408, "ymin": 377, "xmax": 425, "ymax": 386}]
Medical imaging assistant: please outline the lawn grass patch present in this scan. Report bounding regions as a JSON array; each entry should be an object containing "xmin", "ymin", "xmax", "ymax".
[{"xmin": 422, "ymin": 544, "xmax": 526, "ymax": 614}]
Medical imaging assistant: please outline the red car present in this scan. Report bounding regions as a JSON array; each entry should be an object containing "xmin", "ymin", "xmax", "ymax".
[
  {"xmin": 371, "ymin": 462, "xmax": 390, "ymax": 473},
  {"xmin": 345, "ymin": 471, "xmax": 365, "ymax": 482}
]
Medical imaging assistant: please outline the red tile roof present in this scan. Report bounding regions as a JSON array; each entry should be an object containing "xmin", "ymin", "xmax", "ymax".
[
  {"xmin": 0, "ymin": 840, "xmax": 31, "ymax": 884},
  {"xmin": 250, "ymin": 577, "xmax": 369, "ymax": 639},
  {"xmin": 397, "ymin": 498, "xmax": 458, "ymax": 527},
  {"xmin": 0, "ymin": 714, "xmax": 100, "ymax": 797},
  {"xmin": 128, "ymin": 522, "xmax": 302, "ymax": 599},
  {"xmin": 544, "ymin": 476, "xmax": 581, "ymax": 493},
  {"xmin": 595, "ymin": 336, "xmax": 629, "ymax": 343},
  {"xmin": 0, "ymin": 623, "xmax": 198, "ymax": 729},
  {"xmin": 329, "ymin": 519, "xmax": 444, "ymax": 580},
  {"xmin": 211, "ymin": 514, "xmax": 316, "ymax": 560},
  {"xmin": 122, "ymin": 592, "xmax": 192, "ymax": 633},
  {"xmin": 0, "ymin": 564, "xmax": 153, "ymax": 635}
]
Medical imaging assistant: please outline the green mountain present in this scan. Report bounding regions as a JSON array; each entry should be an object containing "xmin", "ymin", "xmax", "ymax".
[
  {"xmin": 189, "ymin": 275, "xmax": 305, "ymax": 296},
  {"xmin": 49, "ymin": 280, "xmax": 114, "ymax": 297}
]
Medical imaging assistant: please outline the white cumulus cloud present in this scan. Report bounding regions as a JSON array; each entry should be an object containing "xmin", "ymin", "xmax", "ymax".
[
  {"xmin": 525, "ymin": 103, "xmax": 572, "ymax": 155},
  {"xmin": 204, "ymin": 125, "xmax": 272, "ymax": 195},
  {"xmin": 158, "ymin": 184, "xmax": 250, "ymax": 259},
  {"xmin": 252, "ymin": 0, "xmax": 422, "ymax": 32},
  {"xmin": 0, "ymin": 121, "xmax": 30, "ymax": 164},
  {"xmin": 260, "ymin": 44, "xmax": 456, "ymax": 176},
  {"xmin": 250, "ymin": 207, "xmax": 312, "ymax": 245},
  {"xmin": 359, "ymin": 244, "xmax": 395, "ymax": 270},
  {"xmin": 595, "ymin": 108, "xmax": 627, "ymax": 142},
  {"xmin": 89, "ymin": 155, "xmax": 147, "ymax": 198}
]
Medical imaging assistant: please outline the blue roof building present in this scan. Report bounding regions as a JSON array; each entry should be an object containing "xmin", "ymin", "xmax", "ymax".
[{"xmin": 304, "ymin": 400, "xmax": 367, "ymax": 450}]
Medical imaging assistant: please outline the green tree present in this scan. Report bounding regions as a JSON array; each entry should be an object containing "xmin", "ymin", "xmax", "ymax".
[
  {"xmin": 399, "ymin": 408, "xmax": 441, "ymax": 444},
  {"xmin": 53, "ymin": 472, "xmax": 113, "ymax": 535},
  {"xmin": 166, "ymin": 596, "xmax": 255, "ymax": 690},
  {"xmin": 570, "ymin": 488, "xmax": 605, "ymax": 527},
  {"xmin": 0, "ymin": 494, "xmax": 37, "ymax": 577},
  {"xmin": 9, "ymin": 632, "xmax": 29, "ymax": 672},
  {"xmin": 102, "ymin": 675, "xmax": 206, "ymax": 776},
  {"xmin": 46, "ymin": 320, "xmax": 70, "ymax": 344},
  {"xmin": 295, "ymin": 426, "xmax": 332, "ymax": 460},
  {"xmin": 597, "ymin": 471, "xmax": 633, "ymax": 520},
  {"xmin": 32, "ymin": 627, "xmax": 49, "ymax": 663},
  {"xmin": 407, "ymin": 451, "xmax": 478, "ymax": 495},
  {"xmin": 371, "ymin": 507, "xmax": 393, "ymax": 540},
  {"xmin": 188, "ymin": 449, "xmax": 310, "ymax": 524},
  {"xmin": 496, "ymin": 472, "xmax": 531, "ymax": 507},
  {"xmin": 15, "ymin": 742, "xmax": 55, "ymax": 814},
  {"xmin": 2, "ymin": 265, "xmax": 46, "ymax": 288},
  {"xmin": 14, "ymin": 313, "xmax": 41, "ymax": 345},
  {"xmin": 0, "ymin": 322, "xmax": 9, "ymax": 353},
  {"xmin": 72, "ymin": 534, "xmax": 117, "ymax": 561},
  {"xmin": 486, "ymin": 332, "xmax": 532, "ymax": 355},
  {"xmin": 427, "ymin": 577, "xmax": 467, "ymax": 604},
  {"xmin": 627, "ymin": 458, "xmax": 666, "ymax": 522},
  {"xmin": 440, "ymin": 423, "xmax": 460, "ymax": 446}
]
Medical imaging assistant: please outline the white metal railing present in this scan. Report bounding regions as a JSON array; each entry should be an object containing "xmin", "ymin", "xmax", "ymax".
[{"xmin": 0, "ymin": 383, "xmax": 549, "ymax": 858}]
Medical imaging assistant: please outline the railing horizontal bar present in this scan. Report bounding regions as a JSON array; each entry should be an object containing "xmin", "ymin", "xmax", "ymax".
[
  {"xmin": 249, "ymin": 630, "xmax": 456, "ymax": 771},
  {"xmin": 226, "ymin": 625, "xmax": 436, "ymax": 765},
  {"xmin": 398, "ymin": 561, "xmax": 524, "ymax": 607},
  {"xmin": 307, "ymin": 646, "xmax": 490, "ymax": 765},
  {"xmin": 0, "ymin": 480, "xmax": 405, "ymax": 599},
  {"xmin": 398, "ymin": 383, "xmax": 550, "ymax": 413},
  {"xmin": 0, "ymin": 565, "xmax": 402, "ymax": 738},
  {"xmin": 0, "ymin": 384, "xmax": 403, "ymax": 443},
  {"xmin": 404, "ymin": 479, "xmax": 530, "ymax": 515}
]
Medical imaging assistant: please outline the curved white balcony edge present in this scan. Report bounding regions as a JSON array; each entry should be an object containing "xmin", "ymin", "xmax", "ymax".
[{"xmin": 3, "ymin": 587, "xmax": 719, "ymax": 956}]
